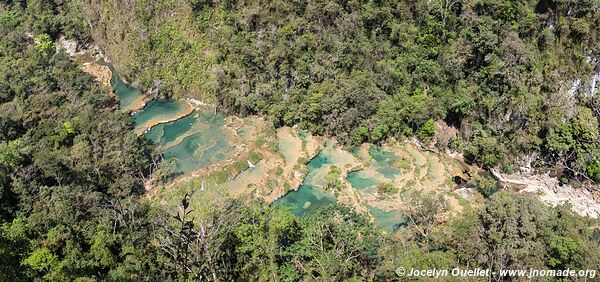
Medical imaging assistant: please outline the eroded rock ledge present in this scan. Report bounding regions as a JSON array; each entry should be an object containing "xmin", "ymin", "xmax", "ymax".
[{"xmin": 491, "ymin": 169, "xmax": 600, "ymax": 218}]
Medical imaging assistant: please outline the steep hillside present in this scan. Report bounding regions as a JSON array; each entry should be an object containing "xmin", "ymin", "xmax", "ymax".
[{"xmin": 78, "ymin": 0, "xmax": 600, "ymax": 182}]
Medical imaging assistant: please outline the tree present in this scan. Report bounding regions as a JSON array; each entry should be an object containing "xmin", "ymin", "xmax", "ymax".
[
  {"xmin": 572, "ymin": 107, "xmax": 598, "ymax": 144},
  {"xmin": 546, "ymin": 122, "xmax": 575, "ymax": 155},
  {"xmin": 34, "ymin": 33, "xmax": 54, "ymax": 53},
  {"xmin": 469, "ymin": 173, "xmax": 499, "ymax": 197},
  {"xmin": 400, "ymin": 191, "xmax": 448, "ymax": 247},
  {"xmin": 0, "ymin": 219, "xmax": 29, "ymax": 280},
  {"xmin": 0, "ymin": 141, "xmax": 23, "ymax": 221},
  {"xmin": 157, "ymin": 190, "xmax": 244, "ymax": 281},
  {"xmin": 290, "ymin": 205, "xmax": 382, "ymax": 280},
  {"xmin": 416, "ymin": 119, "xmax": 436, "ymax": 144}
]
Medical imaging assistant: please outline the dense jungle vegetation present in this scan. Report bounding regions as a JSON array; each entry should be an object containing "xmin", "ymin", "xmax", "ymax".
[
  {"xmin": 79, "ymin": 0, "xmax": 600, "ymax": 182},
  {"xmin": 1, "ymin": 0, "xmax": 600, "ymax": 281}
]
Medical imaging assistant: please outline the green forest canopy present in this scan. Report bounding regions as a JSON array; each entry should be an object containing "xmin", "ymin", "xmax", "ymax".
[
  {"xmin": 77, "ymin": 0, "xmax": 600, "ymax": 181},
  {"xmin": 1, "ymin": 0, "xmax": 600, "ymax": 280}
]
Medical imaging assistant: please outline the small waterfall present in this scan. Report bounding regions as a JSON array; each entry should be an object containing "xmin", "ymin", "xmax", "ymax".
[
  {"xmin": 567, "ymin": 72, "xmax": 599, "ymax": 98},
  {"xmin": 587, "ymin": 53, "xmax": 599, "ymax": 96},
  {"xmin": 567, "ymin": 78, "xmax": 581, "ymax": 97},
  {"xmin": 590, "ymin": 72, "xmax": 599, "ymax": 96}
]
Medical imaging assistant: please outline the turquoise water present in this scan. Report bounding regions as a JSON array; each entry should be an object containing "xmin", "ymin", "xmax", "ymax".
[
  {"xmin": 143, "ymin": 111, "xmax": 232, "ymax": 174},
  {"xmin": 277, "ymin": 147, "xmax": 336, "ymax": 216},
  {"xmin": 102, "ymin": 63, "xmax": 142, "ymax": 109},
  {"xmin": 143, "ymin": 125, "xmax": 164, "ymax": 144},
  {"xmin": 367, "ymin": 206, "xmax": 406, "ymax": 232},
  {"xmin": 105, "ymin": 63, "xmax": 233, "ymax": 175},
  {"xmin": 346, "ymin": 171, "xmax": 378, "ymax": 190},
  {"xmin": 277, "ymin": 183, "xmax": 336, "ymax": 216},
  {"xmin": 278, "ymin": 144, "xmax": 406, "ymax": 232},
  {"xmin": 144, "ymin": 114, "xmax": 198, "ymax": 145},
  {"xmin": 133, "ymin": 99, "xmax": 190, "ymax": 133},
  {"xmin": 378, "ymin": 166, "xmax": 401, "ymax": 179},
  {"xmin": 307, "ymin": 150, "xmax": 330, "ymax": 170},
  {"xmin": 159, "ymin": 114, "xmax": 198, "ymax": 144},
  {"xmin": 106, "ymin": 62, "xmax": 403, "ymax": 230},
  {"xmin": 161, "ymin": 131, "xmax": 232, "ymax": 173},
  {"xmin": 370, "ymin": 147, "xmax": 401, "ymax": 179},
  {"xmin": 369, "ymin": 147, "xmax": 397, "ymax": 163},
  {"xmin": 344, "ymin": 147, "xmax": 406, "ymax": 232},
  {"xmin": 346, "ymin": 146, "xmax": 401, "ymax": 190}
]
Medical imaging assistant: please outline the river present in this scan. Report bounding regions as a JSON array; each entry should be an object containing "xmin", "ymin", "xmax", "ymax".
[{"xmin": 104, "ymin": 63, "xmax": 468, "ymax": 231}]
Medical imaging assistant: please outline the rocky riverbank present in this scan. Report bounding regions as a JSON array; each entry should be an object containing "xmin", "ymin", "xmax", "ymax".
[{"xmin": 492, "ymin": 169, "xmax": 600, "ymax": 218}]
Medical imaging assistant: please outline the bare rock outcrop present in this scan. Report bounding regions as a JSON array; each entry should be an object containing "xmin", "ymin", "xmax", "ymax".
[
  {"xmin": 491, "ymin": 169, "xmax": 600, "ymax": 218},
  {"xmin": 81, "ymin": 62, "xmax": 112, "ymax": 86}
]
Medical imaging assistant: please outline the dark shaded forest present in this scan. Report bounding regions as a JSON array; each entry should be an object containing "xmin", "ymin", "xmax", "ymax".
[{"xmin": 1, "ymin": 0, "xmax": 600, "ymax": 281}]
